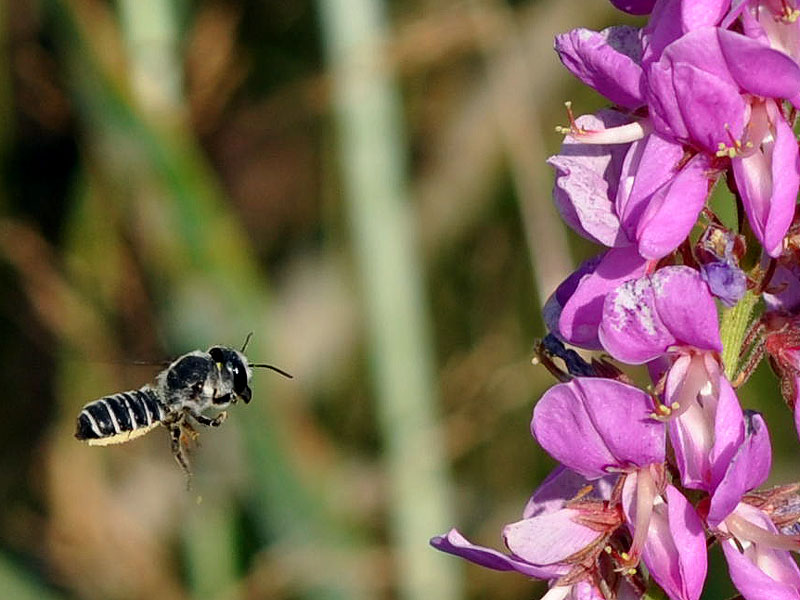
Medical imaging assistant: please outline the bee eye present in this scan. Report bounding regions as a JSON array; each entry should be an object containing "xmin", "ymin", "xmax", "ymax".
[{"xmin": 230, "ymin": 362, "xmax": 247, "ymax": 394}]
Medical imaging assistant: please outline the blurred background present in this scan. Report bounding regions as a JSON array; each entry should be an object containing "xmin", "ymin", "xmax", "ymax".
[{"xmin": 0, "ymin": 1, "xmax": 795, "ymax": 599}]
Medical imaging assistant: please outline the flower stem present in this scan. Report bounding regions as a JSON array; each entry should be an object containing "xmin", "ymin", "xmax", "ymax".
[{"xmin": 720, "ymin": 291, "xmax": 761, "ymax": 381}]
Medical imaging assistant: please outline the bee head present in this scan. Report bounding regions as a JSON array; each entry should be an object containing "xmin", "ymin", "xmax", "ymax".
[{"xmin": 208, "ymin": 346, "xmax": 252, "ymax": 403}]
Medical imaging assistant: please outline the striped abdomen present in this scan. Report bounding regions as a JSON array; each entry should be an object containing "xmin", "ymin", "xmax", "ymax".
[{"xmin": 75, "ymin": 387, "xmax": 166, "ymax": 446}]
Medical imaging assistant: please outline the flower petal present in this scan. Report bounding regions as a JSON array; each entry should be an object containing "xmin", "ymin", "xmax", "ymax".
[
  {"xmin": 734, "ymin": 111, "xmax": 799, "ymax": 257},
  {"xmin": 557, "ymin": 247, "xmax": 650, "ymax": 349},
  {"xmin": 610, "ymin": 0, "xmax": 656, "ymax": 15},
  {"xmin": 555, "ymin": 27, "xmax": 644, "ymax": 109},
  {"xmin": 707, "ymin": 412, "xmax": 773, "ymax": 526},
  {"xmin": 721, "ymin": 505, "xmax": 800, "ymax": 600},
  {"xmin": 599, "ymin": 266, "xmax": 721, "ymax": 364},
  {"xmin": 615, "ymin": 132, "xmax": 685, "ymax": 240},
  {"xmin": 548, "ymin": 111, "xmax": 631, "ymax": 247},
  {"xmin": 796, "ymin": 381, "xmax": 800, "ymax": 442},
  {"xmin": 523, "ymin": 466, "xmax": 618, "ymax": 519},
  {"xmin": 669, "ymin": 373, "xmax": 744, "ymax": 490},
  {"xmin": 718, "ymin": 28, "xmax": 800, "ymax": 99},
  {"xmin": 621, "ymin": 482, "xmax": 708, "ymax": 600},
  {"xmin": 503, "ymin": 509, "xmax": 603, "ymax": 565},
  {"xmin": 430, "ymin": 528, "xmax": 562, "ymax": 580},
  {"xmin": 634, "ymin": 153, "xmax": 713, "ymax": 259},
  {"xmin": 682, "ymin": 1, "xmax": 729, "ymax": 30},
  {"xmin": 532, "ymin": 378, "xmax": 665, "ymax": 479}
]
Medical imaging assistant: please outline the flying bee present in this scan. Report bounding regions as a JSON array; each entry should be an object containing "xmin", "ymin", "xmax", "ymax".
[{"xmin": 74, "ymin": 334, "xmax": 291, "ymax": 483}]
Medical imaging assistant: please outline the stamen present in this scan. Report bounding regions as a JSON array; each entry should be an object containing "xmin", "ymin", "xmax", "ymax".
[
  {"xmin": 554, "ymin": 101, "xmax": 649, "ymax": 144},
  {"xmin": 727, "ymin": 513, "xmax": 800, "ymax": 551},
  {"xmin": 777, "ymin": 0, "xmax": 800, "ymax": 23},
  {"xmin": 715, "ymin": 123, "xmax": 755, "ymax": 158},
  {"xmin": 649, "ymin": 393, "xmax": 674, "ymax": 421},
  {"xmin": 619, "ymin": 468, "xmax": 657, "ymax": 570}
]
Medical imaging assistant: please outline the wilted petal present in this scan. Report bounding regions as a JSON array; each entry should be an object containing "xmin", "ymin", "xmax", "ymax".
[
  {"xmin": 555, "ymin": 27, "xmax": 644, "ymax": 109},
  {"xmin": 701, "ymin": 259, "xmax": 747, "ymax": 307},
  {"xmin": 504, "ymin": 509, "xmax": 604, "ymax": 565},
  {"xmin": 734, "ymin": 111, "xmax": 799, "ymax": 257},
  {"xmin": 624, "ymin": 484, "xmax": 707, "ymax": 600},
  {"xmin": 708, "ymin": 412, "xmax": 773, "ymax": 526},
  {"xmin": 634, "ymin": 153, "xmax": 713, "ymax": 259},
  {"xmin": 721, "ymin": 504, "xmax": 800, "ymax": 600},
  {"xmin": 532, "ymin": 378, "xmax": 665, "ymax": 479},
  {"xmin": 557, "ymin": 247, "xmax": 650, "ymax": 349},
  {"xmin": 430, "ymin": 528, "xmax": 562, "ymax": 580},
  {"xmin": 764, "ymin": 264, "xmax": 800, "ymax": 314},
  {"xmin": 600, "ymin": 266, "xmax": 721, "ymax": 364},
  {"xmin": 548, "ymin": 111, "xmax": 631, "ymax": 247}
]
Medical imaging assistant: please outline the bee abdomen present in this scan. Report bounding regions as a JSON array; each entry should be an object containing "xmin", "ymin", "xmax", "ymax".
[{"xmin": 75, "ymin": 387, "xmax": 166, "ymax": 446}]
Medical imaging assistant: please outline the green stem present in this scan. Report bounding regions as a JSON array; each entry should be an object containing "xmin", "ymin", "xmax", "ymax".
[{"xmin": 720, "ymin": 291, "xmax": 761, "ymax": 381}]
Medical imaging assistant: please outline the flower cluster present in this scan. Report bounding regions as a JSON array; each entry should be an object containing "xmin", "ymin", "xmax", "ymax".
[{"xmin": 431, "ymin": 2, "xmax": 800, "ymax": 599}]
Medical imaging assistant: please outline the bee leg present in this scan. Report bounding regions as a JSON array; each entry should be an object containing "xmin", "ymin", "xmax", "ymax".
[
  {"xmin": 189, "ymin": 410, "xmax": 228, "ymax": 428},
  {"xmin": 169, "ymin": 424, "xmax": 193, "ymax": 489}
]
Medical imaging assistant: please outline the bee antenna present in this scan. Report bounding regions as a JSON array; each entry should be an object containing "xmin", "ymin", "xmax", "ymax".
[
  {"xmin": 250, "ymin": 363, "xmax": 293, "ymax": 379},
  {"xmin": 241, "ymin": 332, "xmax": 254, "ymax": 353}
]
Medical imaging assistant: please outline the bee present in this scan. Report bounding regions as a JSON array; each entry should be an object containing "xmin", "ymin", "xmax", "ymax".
[{"xmin": 74, "ymin": 334, "xmax": 291, "ymax": 483}]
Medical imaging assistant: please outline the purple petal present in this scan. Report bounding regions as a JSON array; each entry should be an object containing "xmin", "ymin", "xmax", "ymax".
[
  {"xmin": 523, "ymin": 466, "xmax": 618, "ymax": 518},
  {"xmin": 599, "ymin": 266, "xmax": 721, "ymax": 364},
  {"xmin": 641, "ymin": 0, "xmax": 683, "ymax": 67},
  {"xmin": 764, "ymin": 264, "xmax": 800, "ymax": 314},
  {"xmin": 600, "ymin": 273, "xmax": 674, "ymax": 364},
  {"xmin": 721, "ymin": 505, "xmax": 800, "ymax": 600},
  {"xmin": 609, "ymin": 0, "xmax": 656, "ymax": 15},
  {"xmin": 718, "ymin": 29, "xmax": 800, "ymax": 99},
  {"xmin": 430, "ymin": 528, "xmax": 562, "ymax": 580},
  {"xmin": 792, "ymin": 376, "xmax": 800, "ymax": 444},
  {"xmin": 503, "ymin": 508, "xmax": 603, "ymax": 565},
  {"xmin": 671, "ymin": 63, "xmax": 746, "ymax": 154},
  {"xmin": 615, "ymin": 132, "xmax": 685, "ymax": 239},
  {"xmin": 532, "ymin": 378, "xmax": 665, "ymax": 479},
  {"xmin": 707, "ymin": 412, "xmax": 773, "ymax": 526},
  {"xmin": 734, "ymin": 111, "xmax": 799, "ymax": 258},
  {"xmin": 708, "ymin": 378, "xmax": 748, "ymax": 488},
  {"xmin": 558, "ymin": 247, "xmax": 650, "ymax": 350},
  {"xmin": 700, "ymin": 259, "xmax": 747, "ymax": 307},
  {"xmin": 682, "ymin": 1, "xmax": 730, "ymax": 30},
  {"xmin": 669, "ymin": 373, "xmax": 744, "ymax": 490},
  {"xmin": 634, "ymin": 153, "xmax": 713, "ymax": 259},
  {"xmin": 720, "ymin": 0, "xmax": 748, "ymax": 29},
  {"xmin": 646, "ymin": 28, "xmax": 747, "ymax": 153},
  {"xmin": 621, "ymin": 482, "xmax": 708, "ymax": 600},
  {"xmin": 657, "ymin": 28, "xmax": 735, "ymax": 86},
  {"xmin": 544, "ymin": 254, "xmax": 603, "ymax": 341},
  {"xmin": 555, "ymin": 27, "xmax": 644, "ymax": 109},
  {"xmin": 648, "ymin": 486, "xmax": 708, "ymax": 600},
  {"xmin": 651, "ymin": 267, "xmax": 722, "ymax": 352},
  {"xmin": 548, "ymin": 111, "xmax": 631, "ymax": 247}
]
